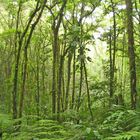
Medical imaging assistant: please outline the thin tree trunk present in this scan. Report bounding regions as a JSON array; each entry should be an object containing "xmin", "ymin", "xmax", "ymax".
[
  {"xmin": 111, "ymin": 0, "xmax": 117, "ymax": 78},
  {"xmin": 42, "ymin": 61, "xmax": 45, "ymax": 97},
  {"xmin": 36, "ymin": 49, "xmax": 40, "ymax": 117},
  {"xmin": 65, "ymin": 52, "xmax": 72, "ymax": 110},
  {"xmin": 18, "ymin": 46, "xmax": 28, "ymax": 119},
  {"xmin": 12, "ymin": 1, "xmax": 22, "ymax": 119},
  {"xmin": 83, "ymin": 61, "xmax": 93, "ymax": 121},
  {"xmin": 52, "ymin": 32, "xmax": 57, "ymax": 114},
  {"xmin": 77, "ymin": 60, "xmax": 83, "ymax": 113},
  {"xmin": 71, "ymin": 49, "xmax": 76, "ymax": 109},
  {"xmin": 109, "ymin": 30, "xmax": 113, "ymax": 100},
  {"xmin": 57, "ymin": 55, "xmax": 64, "ymax": 120},
  {"xmin": 109, "ymin": 0, "xmax": 117, "ymax": 105},
  {"xmin": 62, "ymin": 71, "xmax": 65, "ymax": 112}
]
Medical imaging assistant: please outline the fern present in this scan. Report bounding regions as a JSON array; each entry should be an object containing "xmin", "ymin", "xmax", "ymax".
[
  {"xmin": 105, "ymin": 131, "xmax": 140, "ymax": 140},
  {"xmin": 2, "ymin": 117, "xmax": 74, "ymax": 140}
]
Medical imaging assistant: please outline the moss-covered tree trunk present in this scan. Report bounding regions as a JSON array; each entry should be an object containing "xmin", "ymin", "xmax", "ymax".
[{"xmin": 125, "ymin": 0, "xmax": 137, "ymax": 109}]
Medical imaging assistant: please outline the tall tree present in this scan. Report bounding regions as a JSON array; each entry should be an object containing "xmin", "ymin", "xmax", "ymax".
[
  {"xmin": 12, "ymin": 1, "xmax": 22, "ymax": 119},
  {"xmin": 125, "ymin": 0, "xmax": 137, "ymax": 109},
  {"xmin": 46, "ymin": 0, "xmax": 67, "ymax": 116},
  {"xmin": 19, "ymin": 0, "xmax": 46, "ymax": 119},
  {"xmin": 109, "ymin": 0, "xmax": 117, "ymax": 104}
]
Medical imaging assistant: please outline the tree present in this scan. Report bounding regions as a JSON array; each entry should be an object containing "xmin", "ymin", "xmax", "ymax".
[
  {"xmin": 46, "ymin": 0, "xmax": 67, "ymax": 117},
  {"xmin": 125, "ymin": 0, "xmax": 137, "ymax": 109}
]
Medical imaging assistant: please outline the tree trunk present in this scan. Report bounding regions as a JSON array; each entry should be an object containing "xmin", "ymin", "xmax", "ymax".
[
  {"xmin": 71, "ymin": 49, "xmax": 76, "ymax": 109},
  {"xmin": 18, "ymin": 45, "xmax": 28, "ymax": 119},
  {"xmin": 125, "ymin": 0, "xmax": 137, "ymax": 109},
  {"xmin": 36, "ymin": 49, "xmax": 40, "ymax": 117},
  {"xmin": 57, "ymin": 55, "xmax": 64, "ymax": 120},
  {"xmin": 52, "ymin": 32, "xmax": 58, "ymax": 114},
  {"xmin": 109, "ymin": 30, "xmax": 113, "ymax": 101},
  {"xmin": 109, "ymin": 0, "xmax": 117, "ymax": 105},
  {"xmin": 65, "ymin": 52, "xmax": 72, "ymax": 110},
  {"xmin": 77, "ymin": 60, "xmax": 83, "ymax": 113},
  {"xmin": 111, "ymin": 0, "xmax": 117, "ymax": 78},
  {"xmin": 12, "ymin": 1, "xmax": 22, "ymax": 119},
  {"xmin": 83, "ymin": 61, "xmax": 93, "ymax": 121}
]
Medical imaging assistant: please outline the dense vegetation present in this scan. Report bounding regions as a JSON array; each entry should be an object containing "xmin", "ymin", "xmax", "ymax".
[{"xmin": 0, "ymin": 0, "xmax": 140, "ymax": 139}]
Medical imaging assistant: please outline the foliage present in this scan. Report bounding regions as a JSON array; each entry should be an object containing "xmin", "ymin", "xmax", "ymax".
[{"xmin": 0, "ymin": 0, "xmax": 140, "ymax": 140}]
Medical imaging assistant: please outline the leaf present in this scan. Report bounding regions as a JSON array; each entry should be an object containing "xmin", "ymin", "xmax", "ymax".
[
  {"xmin": 87, "ymin": 56, "xmax": 92, "ymax": 62},
  {"xmin": 86, "ymin": 127, "xmax": 91, "ymax": 134},
  {"xmin": 0, "ymin": 29, "xmax": 16, "ymax": 39}
]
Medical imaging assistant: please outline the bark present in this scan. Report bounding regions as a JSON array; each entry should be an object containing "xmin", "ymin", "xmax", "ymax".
[
  {"xmin": 111, "ymin": 0, "xmax": 117, "ymax": 75},
  {"xmin": 83, "ymin": 61, "xmax": 93, "ymax": 121},
  {"xmin": 52, "ymin": 32, "xmax": 57, "ymax": 114},
  {"xmin": 36, "ymin": 49, "xmax": 40, "ymax": 117},
  {"xmin": 71, "ymin": 49, "xmax": 76, "ymax": 109},
  {"xmin": 65, "ymin": 52, "xmax": 72, "ymax": 110},
  {"xmin": 125, "ymin": 0, "xmax": 137, "ymax": 109},
  {"xmin": 109, "ymin": 0, "xmax": 117, "ymax": 105},
  {"xmin": 62, "ymin": 72, "xmax": 65, "ymax": 112},
  {"xmin": 42, "ymin": 61, "xmax": 45, "ymax": 100},
  {"xmin": 57, "ymin": 55, "xmax": 64, "ymax": 120},
  {"xmin": 109, "ymin": 30, "xmax": 113, "ymax": 99},
  {"xmin": 71, "ymin": 4, "xmax": 76, "ymax": 110},
  {"xmin": 77, "ymin": 60, "xmax": 83, "ymax": 113},
  {"xmin": 12, "ymin": 1, "xmax": 22, "ymax": 119}
]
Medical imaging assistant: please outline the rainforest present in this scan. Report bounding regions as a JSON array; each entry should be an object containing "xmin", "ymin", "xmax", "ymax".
[{"xmin": 0, "ymin": 0, "xmax": 140, "ymax": 139}]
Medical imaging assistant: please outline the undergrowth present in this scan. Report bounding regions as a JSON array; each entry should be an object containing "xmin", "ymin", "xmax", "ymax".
[{"xmin": 0, "ymin": 105, "xmax": 140, "ymax": 140}]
